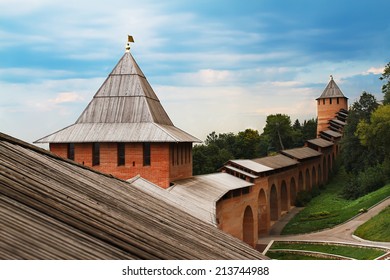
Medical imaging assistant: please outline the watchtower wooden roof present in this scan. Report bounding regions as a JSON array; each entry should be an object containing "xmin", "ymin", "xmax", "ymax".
[
  {"xmin": 35, "ymin": 48, "xmax": 200, "ymax": 143},
  {"xmin": 316, "ymin": 75, "xmax": 348, "ymax": 100}
]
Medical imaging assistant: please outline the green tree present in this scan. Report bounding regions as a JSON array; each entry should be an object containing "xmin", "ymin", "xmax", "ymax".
[
  {"xmin": 356, "ymin": 105, "xmax": 390, "ymax": 159},
  {"xmin": 380, "ymin": 62, "xmax": 390, "ymax": 105},
  {"xmin": 351, "ymin": 91, "xmax": 379, "ymax": 119},
  {"xmin": 291, "ymin": 119, "xmax": 304, "ymax": 147},
  {"xmin": 290, "ymin": 118, "xmax": 317, "ymax": 148},
  {"xmin": 234, "ymin": 129, "xmax": 262, "ymax": 159},
  {"xmin": 340, "ymin": 92, "xmax": 379, "ymax": 173},
  {"xmin": 262, "ymin": 114, "xmax": 293, "ymax": 152},
  {"xmin": 301, "ymin": 118, "xmax": 317, "ymax": 141},
  {"xmin": 292, "ymin": 119, "xmax": 301, "ymax": 130},
  {"xmin": 192, "ymin": 141, "xmax": 234, "ymax": 175}
]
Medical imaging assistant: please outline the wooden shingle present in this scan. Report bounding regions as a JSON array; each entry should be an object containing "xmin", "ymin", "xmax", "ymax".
[
  {"xmin": 35, "ymin": 51, "xmax": 200, "ymax": 144},
  {"xmin": 0, "ymin": 132, "xmax": 266, "ymax": 260}
]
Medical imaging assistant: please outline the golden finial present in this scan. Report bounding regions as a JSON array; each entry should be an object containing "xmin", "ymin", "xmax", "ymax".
[{"xmin": 125, "ymin": 35, "xmax": 134, "ymax": 52}]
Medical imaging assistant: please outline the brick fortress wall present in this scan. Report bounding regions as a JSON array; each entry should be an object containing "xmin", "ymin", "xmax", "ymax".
[{"xmin": 50, "ymin": 142, "xmax": 192, "ymax": 189}]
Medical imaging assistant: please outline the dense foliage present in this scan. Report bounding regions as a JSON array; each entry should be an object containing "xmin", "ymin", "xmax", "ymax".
[
  {"xmin": 340, "ymin": 62, "xmax": 390, "ymax": 199},
  {"xmin": 380, "ymin": 61, "xmax": 390, "ymax": 105},
  {"xmin": 340, "ymin": 92, "xmax": 379, "ymax": 174},
  {"xmin": 193, "ymin": 117, "xmax": 317, "ymax": 175}
]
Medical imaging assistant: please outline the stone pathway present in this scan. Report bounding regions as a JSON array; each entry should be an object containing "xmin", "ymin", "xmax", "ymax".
[{"xmin": 258, "ymin": 197, "xmax": 390, "ymax": 250}]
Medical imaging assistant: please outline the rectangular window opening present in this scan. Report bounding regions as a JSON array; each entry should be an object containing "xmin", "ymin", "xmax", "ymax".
[
  {"xmin": 171, "ymin": 143, "xmax": 175, "ymax": 166},
  {"xmin": 181, "ymin": 144, "xmax": 184, "ymax": 165},
  {"xmin": 117, "ymin": 143, "xmax": 125, "ymax": 166},
  {"xmin": 92, "ymin": 143, "xmax": 100, "ymax": 166},
  {"xmin": 67, "ymin": 143, "xmax": 75, "ymax": 160},
  {"xmin": 143, "ymin": 143, "xmax": 151, "ymax": 166},
  {"xmin": 175, "ymin": 144, "xmax": 179, "ymax": 165}
]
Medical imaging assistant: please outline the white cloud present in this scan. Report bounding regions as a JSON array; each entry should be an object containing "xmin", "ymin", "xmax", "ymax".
[
  {"xmin": 174, "ymin": 69, "xmax": 234, "ymax": 86},
  {"xmin": 49, "ymin": 92, "xmax": 85, "ymax": 104},
  {"xmin": 270, "ymin": 81, "xmax": 303, "ymax": 87},
  {"xmin": 0, "ymin": 77, "xmax": 101, "ymax": 113},
  {"xmin": 364, "ymin": 66, "xmax": 384, "ymax": 75}
]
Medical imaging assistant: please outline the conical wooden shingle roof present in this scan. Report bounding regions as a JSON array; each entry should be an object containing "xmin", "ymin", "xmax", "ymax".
[
  {"xmin": 35, "ymin": 50, "xmax": 200, "ymax": 143},
  {"xmin": 316, "ymin": 75, "xmax": 347, "ymax": 100}
]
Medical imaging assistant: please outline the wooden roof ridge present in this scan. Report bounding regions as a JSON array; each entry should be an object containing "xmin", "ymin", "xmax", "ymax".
[
  {"xmin": 1, "ymin": 131, "xmax": 267, "ymax": 259},
  {"xmin": 113, "ymin": 51, "xmax": 146, "ymax": 77},
  {"xmin": 317, "ymin": 75, "xmax": 347, "ymax": 100},
  {"xmin": 280, "ymin": 146, "xmax": 322, "ymax": 160},
  {"xmin": 75, "ymin": 51, "xmax": 171, "ymax": 125},
  {"xmin": 306, "ymin": 137, "xmax": 334, "ymax": 148},
  {"xmin": 252, "ymin": 154, "xmax": 299, "ymax": 169}
]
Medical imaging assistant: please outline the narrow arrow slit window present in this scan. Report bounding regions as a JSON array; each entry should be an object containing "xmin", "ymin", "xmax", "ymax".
[
  {"xmin": 92, "ymin": 143, "xmax": 100, "ymax": 166},
  {"xmin": 143, "ymin": 143, "xmax": 151, "ymax": 166}
]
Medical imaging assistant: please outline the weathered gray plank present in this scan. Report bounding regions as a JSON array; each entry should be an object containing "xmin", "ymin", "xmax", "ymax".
[{"xmin": 0, "ymin": 132, "xmax": 266, "ymax": 260}]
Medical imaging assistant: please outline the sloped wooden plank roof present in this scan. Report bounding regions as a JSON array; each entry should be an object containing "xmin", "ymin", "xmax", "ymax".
[
  {"xmin": 35, "ymin": 51, "xmax": 200, "ymax": 143},
  {"xmin": 317, "ymin": 76, "xmax": 347, "ymax": 100},
  {"xmin": 0, "ymin": 132, "xmax": 265, "ymax": 260},
  {"xmin": 281, "ymin": 147, "xmax": 322, "ymax": 160},
  {"xmin": 168, "ymin": 173, "xmax": 253, "ymax": 222},
  {"xmin": 330, "ymin": 118, "xmax": 346, "ymax": 126},
  {"xmin": 224, "ymin": 165, "xmax": 259, "ymax": 179},
  {"xmin": 321, "ymin": 129, "xmax": 342, "ymax": 138},
  {"xmin": 230, "ymin": 159, "xmax": 273, "ymax": 173},
  {"xmin": 35, "ymin": 123, "xmax": 200, "ymax": 143},
  {"xmin": 306, "ymin": 138, "xmax": 334, "ymax": 148},
  {"xmin": 77, "ymin": 52, "xmax": 169, "ymax": 124},
  {"xmin": 252, "ymin": 154, "xmax": 298, "ymax": 169},
  {"xmin": 129, "ymin": 176, "xmax": 216, "ymax": 225}
]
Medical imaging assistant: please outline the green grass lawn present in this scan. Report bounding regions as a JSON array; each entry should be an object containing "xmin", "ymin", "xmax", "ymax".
[
  {"xmin": 354, "ymin": 206, "xmax": 390, "ymax": 242},
  {"xmin": 266, "ymin": 251, "xmax": 331, "ymax": 260},
  {"xmin": 268, "ymin": 241, "xmax": 386, "ymax": 260},
  {"xmin": 282, "ymin": 170, "xmax": 390, "ymax": 235}
]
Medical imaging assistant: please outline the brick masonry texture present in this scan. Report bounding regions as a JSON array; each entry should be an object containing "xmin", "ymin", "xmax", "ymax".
[
  {"xmin": 50, "ymin": 142, "xmax": 192, "ymax": 189},
  {"xmin": 317, "ymin": 97, "xmax": 348, "ymax": 135}
]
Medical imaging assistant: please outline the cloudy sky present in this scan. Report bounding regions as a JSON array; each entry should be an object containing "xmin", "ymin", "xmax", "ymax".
[{"xmin": 1, "ymin": 0, "xmax": 389, "ymax": 144}]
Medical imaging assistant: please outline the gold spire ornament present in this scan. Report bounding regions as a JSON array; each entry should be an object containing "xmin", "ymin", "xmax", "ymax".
[{"xmin": 125, "ymin": 35, "xmax": 134, "ymax": 52}]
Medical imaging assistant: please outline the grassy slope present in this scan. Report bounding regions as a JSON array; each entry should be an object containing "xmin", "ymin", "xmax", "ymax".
[
  {"xmin": 354, "ymin": 206, "xmax": 390, "ymax": 242},
  {"xmin": 269, "ymin": 241, "xmax": 386, "ymax": 260},
  {"xmin": 282, "ymin": 170, "xmax": 390, "ymax": 235},
  {"xmin": 266, "ymin": 251, "xmax": 331, "ymax": 260}
]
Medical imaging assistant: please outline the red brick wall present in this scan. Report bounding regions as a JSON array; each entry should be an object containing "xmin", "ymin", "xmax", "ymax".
[
  {"xmin": 217, "ymin": 156, "xmax": 335, "ymax": 246},
  {"xmin": 317, "ymin": 97, "xmax": 348, "ymax": 135},
  {"xmin": 169, "ymin": 143, "xmax": 193, "ymax": 182},
  {"xmin": 50, "ymin": 143, "xmax": 68, "ymax": 159},
  {"xmin": 217, "ymin": 191, "xmax": 257, "ymax": 246},
  {"xmin": 49, "ymin": 142, "xmax": 193, "ymax": 189}
]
